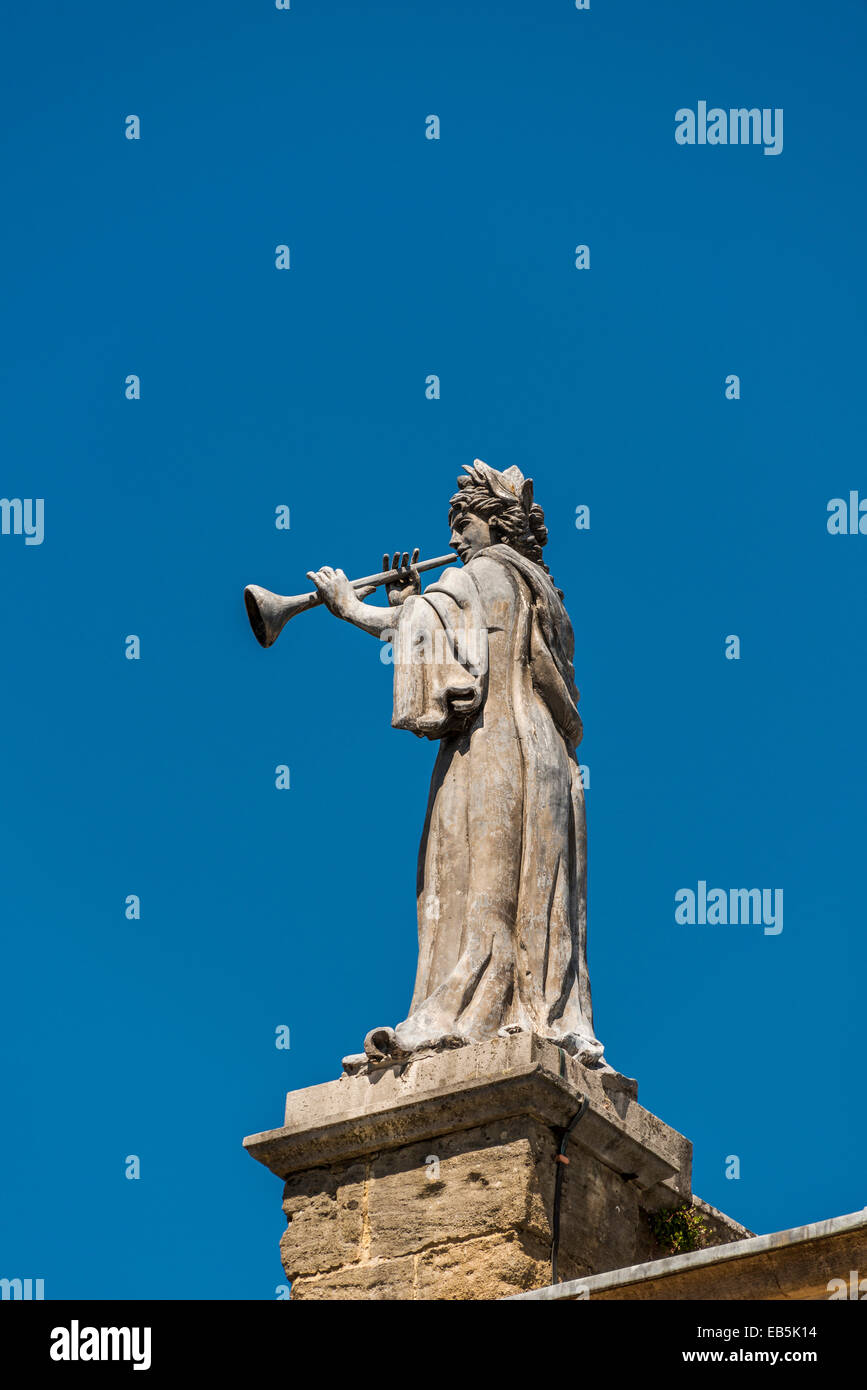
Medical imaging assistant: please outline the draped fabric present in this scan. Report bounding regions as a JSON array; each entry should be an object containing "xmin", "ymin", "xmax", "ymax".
[{"xmin": 390, "ymin": 545, "xmax": 603, "ymax": 1062}]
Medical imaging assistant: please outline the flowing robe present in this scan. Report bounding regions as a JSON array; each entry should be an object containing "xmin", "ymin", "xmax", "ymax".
[{"xmin": 390, "ymin": 544, "xmax": 603, "ymax": 1061}]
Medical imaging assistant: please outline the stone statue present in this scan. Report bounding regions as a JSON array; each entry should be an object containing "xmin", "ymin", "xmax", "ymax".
[{"xmin": 305, "ymin": 460, "xmax": 608, "ymax": 1073}]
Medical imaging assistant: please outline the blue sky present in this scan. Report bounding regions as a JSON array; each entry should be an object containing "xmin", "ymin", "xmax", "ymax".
[{"xmin": 1, "ymin": 0, "xmax": 865, "ymax": 1298}]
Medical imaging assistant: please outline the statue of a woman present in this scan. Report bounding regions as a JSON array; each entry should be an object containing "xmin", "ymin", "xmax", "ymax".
[{"xmin": 308, "ymin": 461, "xmax": 606, "ymax": 1068}]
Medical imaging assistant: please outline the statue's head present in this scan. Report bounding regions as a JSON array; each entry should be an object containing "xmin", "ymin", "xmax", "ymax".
[{"xmin": 448, "ymin": 460, "xmax": 550, "ymax": 569}]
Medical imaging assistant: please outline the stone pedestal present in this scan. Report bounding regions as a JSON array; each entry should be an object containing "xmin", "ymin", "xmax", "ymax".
[{"xmin": 243, "ymin": 1034, "xmax": 700, "ymax": 1300}]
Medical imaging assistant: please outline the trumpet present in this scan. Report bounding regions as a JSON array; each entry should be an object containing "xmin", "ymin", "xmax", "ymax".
[{"xmin": 244, "ymin": 551, "xmax": 459, "ymax": 648}]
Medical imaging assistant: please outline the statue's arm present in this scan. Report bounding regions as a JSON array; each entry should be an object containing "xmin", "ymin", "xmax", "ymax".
[{"xmin": 306, "ymin": 567, "xmax": 405, "ymax": 639}]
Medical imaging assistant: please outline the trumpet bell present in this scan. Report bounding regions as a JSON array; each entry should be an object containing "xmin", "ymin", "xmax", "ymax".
[{"xmin": 244, "ymin": 584, "xmax": 297, "ymax": 648}]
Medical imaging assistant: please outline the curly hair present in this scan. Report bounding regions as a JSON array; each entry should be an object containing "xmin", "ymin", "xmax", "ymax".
[{"xmin": 448, "ymin": 461, "xmax": 551, "ymax": 574}]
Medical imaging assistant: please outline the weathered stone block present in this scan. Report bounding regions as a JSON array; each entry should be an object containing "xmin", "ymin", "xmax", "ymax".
[
  {"xmin": 366, "ymin": 1127, "xmax": 535, "ymax": 1257},
  {"xmin": 416, "ymin": 1233, "xmax": 550, "ymax": 1301},
  {"xmin": 289, "ymin": 1256, "xmax": 417, "ymax": 1302},
  {"xmin": 279, "ymin": 1161, "xmax": 366, "ymax": 1278}
]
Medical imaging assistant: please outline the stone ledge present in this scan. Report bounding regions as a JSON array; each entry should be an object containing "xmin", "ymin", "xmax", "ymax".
[
  {"xmin": 243, "ymin": 1033, "xmax": 691, "ymax": 1197},
  {"xmin": 506, "ymin": 1209, "xmax": 867, "ymax": 1300}
]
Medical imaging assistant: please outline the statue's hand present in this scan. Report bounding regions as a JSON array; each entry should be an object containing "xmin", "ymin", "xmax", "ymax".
[
  {"xmin": 306, "ymin": 566, "xmax": 365, "ymax": 619},
  {"xmin": 383, "ymin": 549, "xmax": 421, "ymax": 607}
]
